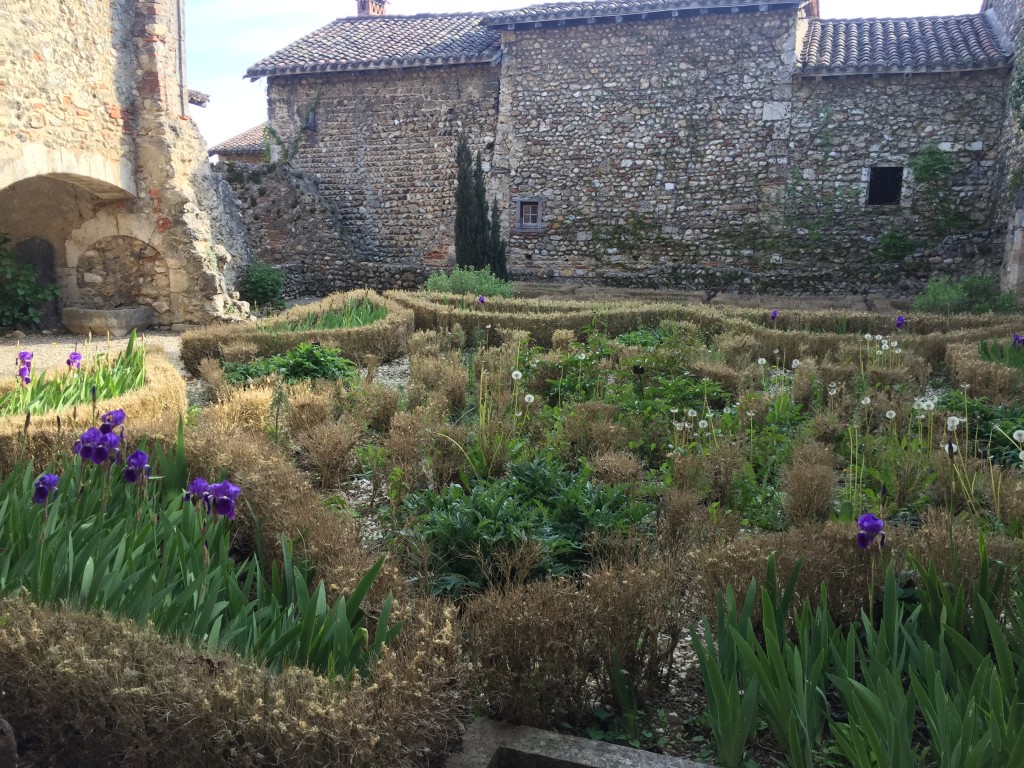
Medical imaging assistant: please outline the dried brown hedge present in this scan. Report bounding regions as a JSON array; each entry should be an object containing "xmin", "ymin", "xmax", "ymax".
[
  {"xmin": 0, "ymin": 596, "xmax": 466, "ymax": 768},
  {"xmin": 179, "ymin": 291, "xmax": 412, "ymax": 376}
]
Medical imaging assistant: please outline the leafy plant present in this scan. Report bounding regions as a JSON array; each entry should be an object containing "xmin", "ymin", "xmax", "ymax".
[
  {"xmin": 0, "ymin": 425, "xmax": 399, "ymax": 679},
  {"xmin": 222, "ymin": 343, "xmax": 358, "ymax": 384},
  {"xmin": 912, "ymin": 275, "xmax": 1018, "ymax": 315},
  {"xmin": 240, "ymin": 262, "xmax": 285, "ymax": 309},
  {"xmin": 979, "ymin": 339, "xmax": 1024, "ymax": 371},
  {"xmin": 423, "ymin": 267, "xmax": 514, "ymax": 298},
  {"xmin": 874, "ymin": 227, "xmax": 918, "ymax": 262},
  {"xmin": 908, "ymin": 144, "xmax": 970, "ymax": 238},
  {"xmin": 394, "ymin": 458, "xmax": 653, "ymax": 596},
  {"xmin": 0, "ymin": 234, "xmax": 60, "ymax": 328},
  {"xmin": 266, "ymin": 299, "xmax": 386, "ymax": 331}
]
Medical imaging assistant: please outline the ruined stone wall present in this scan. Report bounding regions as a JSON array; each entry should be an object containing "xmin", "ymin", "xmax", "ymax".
[
  {"xmin": 0, "ymin": 0, "xmax": 249, "ymax": 328},
  {"xmin": 986, "ymin": 0, "xmax": 1024, "ymax": 294},
  {"xmin": 266, "ymin": 63, "xmax": 500, "ymax": 271},
  {"xmin": 218, "ymin": 162, "xmax": 425, "ymax": 298},
  {"xmin": 492, "ymin": 12, "xmax": 1012, "ymax": 296}
]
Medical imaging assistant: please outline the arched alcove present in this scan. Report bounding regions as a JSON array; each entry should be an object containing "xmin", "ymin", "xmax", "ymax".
[{"xmin": 76, "ymin": 236, "xmax": 170, "ymax": 316}]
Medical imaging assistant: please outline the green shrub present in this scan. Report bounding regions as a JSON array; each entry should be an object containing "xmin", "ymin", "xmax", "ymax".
[
  {"xmin": 913, "ymin": 275, "xmax": 1018, "ymax": 315},
  {"xmin": 222, "ymin": 342, "xmax": 358, "ymax": 384},
  {"xmin": 0, "ymin": 235, "xmax": 60, "ymax": 328},
  {"xmin": 240, "ymin": 262, "xmax": 285, "ymax": 308},
  {"xmin": 394, "ymin": 458, "xmax": 654, "ymax": 596},
  {"xmin": 423, "ymin": 267, "xmax": 514, "ymax": 298},
  {"xmin": 874, "ymin": 228, "xmax": 918, "ymax": 262}
]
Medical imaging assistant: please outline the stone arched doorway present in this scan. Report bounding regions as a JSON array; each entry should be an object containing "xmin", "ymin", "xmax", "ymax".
[
  {"xmin": 75, "ymin": 236, "xmax": 171, "ymax": 320},
  {"xmin": 12, "ymin": 237, "xmax": 60, "ymax": 328}
]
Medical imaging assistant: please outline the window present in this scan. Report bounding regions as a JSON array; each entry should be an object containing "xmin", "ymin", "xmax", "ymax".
[
  {"xmin": 513, "ymin": 197, "xmax": 546, "ymax": 232},
  {"xmin": 867, "ymin": 167, "xmax": 904, "ymax": 206}
]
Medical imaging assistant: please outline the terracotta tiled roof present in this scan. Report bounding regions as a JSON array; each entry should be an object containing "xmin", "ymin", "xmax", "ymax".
[
  {"xmin": 799, "ymin": 15, "xmax": 1012, "ymax": 74},
  {"xmin": 208, "ymin": 123, "xmax": 267, "ymax": 157},
  {"xmin": 246, "ymin": 14, "xmax": 500, "ymax": 78},
  {"xmin": 482, "ymin": 0, "xmax": 802, "ymax": 26}
]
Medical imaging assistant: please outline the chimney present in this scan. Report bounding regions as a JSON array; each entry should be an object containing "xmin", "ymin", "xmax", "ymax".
[{"xmin": 356, "ymin": 0, "xmax": 386, "ymax": 15}]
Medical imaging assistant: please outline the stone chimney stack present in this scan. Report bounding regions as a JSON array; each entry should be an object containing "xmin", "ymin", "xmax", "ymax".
[{"xmin": 356, "ymin": 0, "xmax": 386, "ymax": 16}]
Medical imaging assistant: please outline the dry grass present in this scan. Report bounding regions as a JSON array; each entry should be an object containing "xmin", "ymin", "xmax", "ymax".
[
  {"xmin": 462, "ymin": 549, "xmax": 694, "ymax": 728},
  {"xmin": 780, "ymin": 442, "xmax": 837, "ymax": 525},
  {"xmin": 946, "ymin": 341, "xmax": 1024, "ymax": 402},
  {"xmin": 204, "ymin": 387, "xmax": 274, "ymax": 435},
  {"xmin": 284, "ymin": 385, "xmax": 337, "ymax": 436},
  {"xmin": 408, "ymin": 353, "xmax": 468, "ymax": 414},
  {"xmin": 295, "ymin": 416, "xmax": 363, "ymax": 490},
  {"xmin": 559, "ymin": 402, "xmax": 631, "ymax": 460},
  {"xmin": 0, "ymin": 595, "xmax": 466, "ymax": 767},
  {"xmin": 591, "ymin": 450, "xmax": 644, "ymax": 485},
  {"xmin": 345, "ymin": 381, "xmax": 401, "ymax": 434}
]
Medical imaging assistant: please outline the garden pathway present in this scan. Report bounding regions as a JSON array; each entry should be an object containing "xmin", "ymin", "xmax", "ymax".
[{"xmin": 0, "ymin": 330, "xmax": 183, "ymax": 376}]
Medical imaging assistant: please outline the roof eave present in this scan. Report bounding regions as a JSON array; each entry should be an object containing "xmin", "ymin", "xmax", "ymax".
[
  {"xmin": 248, "ymin": 51, "xmax": 501, "ymax": 80},
  {"xmin": 794, "ymin": 61, "xmax": 1013, "ymax": 78},
  {"xmin": 482, "ymin": 0, "xmax": 808, "ymax": 28}
]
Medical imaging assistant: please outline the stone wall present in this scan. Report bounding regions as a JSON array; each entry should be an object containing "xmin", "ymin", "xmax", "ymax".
[
  {"xmin": 218, "ymin": 161, "xmax": 426, "ymax": 297},
  {"xmin": 986, "ymin": 0, "xmax": 1024, "ymax": 294},
  {"xmin": 266, "ymin": 63, "xmax": 500, "ymax": 269},
  {"xmin": 0, "ymin": 0, "xmax": 249, "ymax": 328},
  {"xmin": 492, "ymin": 11, "xmax": 1011, "ymax": 296}
]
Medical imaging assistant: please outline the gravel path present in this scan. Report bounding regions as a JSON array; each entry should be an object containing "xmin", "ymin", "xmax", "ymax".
[{"xmin": 1, "ymin": 330, "xmax": 184, "ymax": 376}]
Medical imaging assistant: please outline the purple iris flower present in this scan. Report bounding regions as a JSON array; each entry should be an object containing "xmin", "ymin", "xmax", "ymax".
[
  {"xmin": 856, "ymin": 513, "xmax": 886, "ymax": 550},
  {"xmin": 124, "ymin": 450, "xmax": 150, "ymax": 484},
  {"xmin": 208, "ymin": 481, "xmax": 242, "ymax": 520},
  {"xmin": 32, "ymin": 474, "xmax": 59, "ymax": 505},
  {"xmin": 477, "ymin": 295, "xmax": 485, "ymax": 305},
  {"xmin": 99, "ymin": 409, "xmax": 127, "ymax": 435},
  {"xmin": 67, "ymin": 351, "xmax": 83, "ymax": 370},
  {"xmin": 1014, "ymin": 334, "xmax": 1024, "ymax": 349},
  {"xmin": 769, "ymin": 309, "xmax": 779, "ymax": 322},
  {"xmin": 17, "ymin": 365, "xmax": 30, "ymax": 385},
  {"xmin": 17, "ymin": 351, "xmax": 32, "ymax": 365},
  {"xmin": 896, "ymin": 315, "xmax": 907, "ymax": 330},
  {"xmin": 73, "ymin": 427, "xmax": 121, "ymax": 464}
]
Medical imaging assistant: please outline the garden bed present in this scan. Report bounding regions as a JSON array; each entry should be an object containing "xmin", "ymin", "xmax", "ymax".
[{"xmin": 180, "ymin": 290, "xmax": 412, "ymax": 376}]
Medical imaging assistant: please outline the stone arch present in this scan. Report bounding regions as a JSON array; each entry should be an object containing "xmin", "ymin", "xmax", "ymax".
[
  {"xmin": 0, "ymin": 146, "xmax": 135, "ymax": 200},
  {"xmin": 72, "ymin": 236, "xmax": 171, "ymax": 323}
]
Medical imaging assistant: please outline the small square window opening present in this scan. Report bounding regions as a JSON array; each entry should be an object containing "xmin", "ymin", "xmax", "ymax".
[
  {"xmin": 867, "ymin": 167, "xmax": 904, "ymax": 206},
  {"xmin": 520, "ymin": 202, "xmax": 540, "ymax": 227}
]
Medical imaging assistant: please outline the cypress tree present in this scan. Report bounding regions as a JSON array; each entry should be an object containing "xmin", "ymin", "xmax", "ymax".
[
  {"xmin": 487, "ymin": 197, "xmax": 508, "ymax": 280},
  {"xmin": 454, "ymin": 134, "xmax": 484, "ymax": 269}
]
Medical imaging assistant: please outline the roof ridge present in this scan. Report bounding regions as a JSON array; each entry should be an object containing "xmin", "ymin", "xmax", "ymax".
[{"xmin": 814, "ymin": 14, "xmax": 992, "ymax": 23}]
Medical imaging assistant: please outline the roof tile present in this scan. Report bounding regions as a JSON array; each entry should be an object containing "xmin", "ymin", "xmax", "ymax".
[
  {"xmin": 209, "ymin": 123, "xmax": 267, "ymax": 157},
  {"xmin": 247, "ymin": 14, "xmax": 500, "ymax": 78},
  {"xmin": 799, "ymin": 15, "xmax": 1012, "ymax": 74},
  {"xmin": 482, "ymin": 0, "xmax": 801, "ymax": 26}
]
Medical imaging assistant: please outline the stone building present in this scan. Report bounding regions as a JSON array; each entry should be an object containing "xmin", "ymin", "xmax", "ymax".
[
  {"xmin": 0, "ymin": 0, "xmax": 248, "ymax": 330},
  {"xmin": 247, "ymin": 0, "xmax": 1023, "ymax": 297},
  {"xmin": 209, "ymin": 123, "xmax": 268, "ymax": 165}
]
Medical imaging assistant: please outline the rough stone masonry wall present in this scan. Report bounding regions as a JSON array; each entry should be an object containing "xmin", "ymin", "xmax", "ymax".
[
  {"xmin": 217, "ymin": 161, "xmax": 425, "ymax": 298},
  {"xmin": 783, "ymin": 70, "xmax": 1009, "ymax": 294},
  {"xmin": 267, "ymin": 63, "xmax": 500, "ymax": 273},
  {"xmin": 0, "ymin": 0, "xmax": 249, "ymax": 328},
  {"xmin": 987, "ymin": 0, "xmax": 1024, "ymax": 295},
  {"xmin": 493, "ymin": 12, "xmax": 1012, "ymax": 296}
]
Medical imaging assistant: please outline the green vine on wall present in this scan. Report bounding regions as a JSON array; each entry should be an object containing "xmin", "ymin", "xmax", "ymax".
[
  {"xmin": 265, "ymin": 93, "xmax": 323, "ymax": 162},
  {"xmin": 906, "ymin": 143, "xmax": 970, "ymax": 239}
]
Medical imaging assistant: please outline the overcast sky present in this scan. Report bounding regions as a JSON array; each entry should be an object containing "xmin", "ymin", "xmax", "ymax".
[{"xmin": 185, "ymin": 0, "xmax": 985, "ymax": 148}]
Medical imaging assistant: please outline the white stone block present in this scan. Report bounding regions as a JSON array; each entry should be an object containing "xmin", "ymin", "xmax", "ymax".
[{"xmin": 762, "ymin": 102, "xmax": 789, "ymax": 121}]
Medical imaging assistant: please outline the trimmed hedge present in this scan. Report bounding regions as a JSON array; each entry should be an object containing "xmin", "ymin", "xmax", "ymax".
[
  {"xmin": 180, "ymin": 291, "xmax": 412, "ymax": 376},
  {"xmin": 0, "ymin": 595, "xmax": 466, "ymax": 767},
  {"xmin": 946, "ymin": 340, "xmax": 1024, "ymax": 402},
  {"xmin": 0, "ymin": 346, "xmax": 185, "ymax": 476}
]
